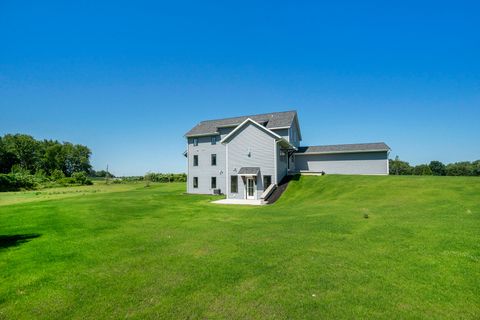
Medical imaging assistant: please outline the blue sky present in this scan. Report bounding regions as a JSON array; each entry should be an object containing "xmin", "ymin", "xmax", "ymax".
[{"xmin": 1, "ymin": 1, "xmax": 479, "ymax": 176}]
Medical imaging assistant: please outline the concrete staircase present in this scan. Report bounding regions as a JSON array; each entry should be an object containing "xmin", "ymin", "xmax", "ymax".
[{"xmin": 263, "ymin": 175, "xmax": 296, "ymax": 204}]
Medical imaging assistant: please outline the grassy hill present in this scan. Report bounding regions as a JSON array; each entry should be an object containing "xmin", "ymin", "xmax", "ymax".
[{"xmin": 1, "ymin": 176, "xmax": 479, "ymax": 319}]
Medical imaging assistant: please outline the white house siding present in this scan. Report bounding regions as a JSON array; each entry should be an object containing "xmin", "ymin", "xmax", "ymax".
[
  {"xmin": 187, "ymin": 136, "xmax": 226, "ymax": 194},
  {"xmin": 226, "ymin": 123, "xmax": 276, "ymax": 200},
  {"xmin": 294, "ymin": 151, "xmax": 389, "ymax": 175},
  {"xmin": 288, "ymin": 119, "xmax": 301, "ymax": 148},
  {"xmin": 276, "ymin": 145, "xmax": 289, "ymax": 183},
  {"xmin": 272, "ymin": 128, "xmax": 289, "ymax": 141}
]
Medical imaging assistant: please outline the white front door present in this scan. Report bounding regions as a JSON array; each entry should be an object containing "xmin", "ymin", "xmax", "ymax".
[{"xmin": 246, "ymin": 177, "xmax": 255, "ymax": 200}]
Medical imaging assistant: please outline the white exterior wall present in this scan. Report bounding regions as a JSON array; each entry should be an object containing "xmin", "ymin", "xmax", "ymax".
[
  {"xmin": 294, "ymin": 151, "xmax": 389, "ymax": 175},
  {"xmin": 276, "ymin": 145, "xmax": 288, "ymax": 183},
  {"xmin": 226, "ymin": 123, "xmax": 276, "ymax": 200},
  {"xmin": 187, "ymin": 136, "xmax": 226, "ymax": 194}
]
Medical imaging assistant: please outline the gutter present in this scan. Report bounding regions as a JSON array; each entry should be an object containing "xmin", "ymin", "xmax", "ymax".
[{"xmin": 295, "ymin": 149, "xmax": 390, "ymax": 155}]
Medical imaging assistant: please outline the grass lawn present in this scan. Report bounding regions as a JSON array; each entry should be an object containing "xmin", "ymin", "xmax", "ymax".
[{"xmin": 0, "ymin": 175, "xmax": 479, "ymax": 319}]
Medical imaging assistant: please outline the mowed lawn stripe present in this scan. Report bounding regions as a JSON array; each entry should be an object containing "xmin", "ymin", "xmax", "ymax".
[{"xmin": 0, "ymin": 176, "xmax": 479, "ymax": 319}]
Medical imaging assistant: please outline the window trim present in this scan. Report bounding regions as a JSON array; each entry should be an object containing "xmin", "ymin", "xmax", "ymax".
[
  {"xmin": 230, "ymin": 175, "xmax": 238, "ymax": 193},
  {"xmin": 193, "ymin": 177, "xmax": 198, "ymax": 188}
]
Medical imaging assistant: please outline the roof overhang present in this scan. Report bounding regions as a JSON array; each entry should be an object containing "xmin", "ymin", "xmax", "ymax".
[
  {"xmin": 219, "ymin": 118, "xmax": 297, "ymax": 150},
  {"xmin": 237, "ymin": 167, "xmax": 260, "ymax": 176},
  {"xmin": 295, "ymin": 149, "xmax": 390, "ymax": 156},
  {"xmin": 184, "ymin": 132, "xmax": 220, "ymax": 138},
  {"xmin": 221, "ymin": 118, "xmax": 280, "ymax": 143}
]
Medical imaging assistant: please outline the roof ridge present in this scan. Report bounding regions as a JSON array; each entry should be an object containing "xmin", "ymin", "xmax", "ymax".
[
  {"xmin": 185, "ymin": 110, "xmax": 298, "ymax": 137},
  {"xmin": 200, "ymin": 110, "xmax": 297, "ymax": 123}
]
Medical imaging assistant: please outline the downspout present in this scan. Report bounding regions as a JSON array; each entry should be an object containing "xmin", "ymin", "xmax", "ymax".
[
  {"xmin": 225, "ymin": 143, "xmax": 229, "ymax": 197},
  {"xmin": 273, "ymin": 140, "xmax": 278, "ymax": 185}
]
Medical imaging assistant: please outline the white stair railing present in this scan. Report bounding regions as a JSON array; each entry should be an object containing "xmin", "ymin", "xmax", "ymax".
[{"xmin": 260, "ymin": 184, "xmax": 277, "ymax": 200}]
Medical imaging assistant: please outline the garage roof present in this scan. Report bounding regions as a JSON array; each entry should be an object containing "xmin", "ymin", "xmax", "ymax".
[{"xmin": 296, "ymin": 142, "xmax": 390, "ymax": 155}]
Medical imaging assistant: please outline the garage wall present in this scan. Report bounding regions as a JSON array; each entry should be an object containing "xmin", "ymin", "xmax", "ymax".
[{"xmin": 294, "ymin": 151, "xmax": 388, "ymax": 175}]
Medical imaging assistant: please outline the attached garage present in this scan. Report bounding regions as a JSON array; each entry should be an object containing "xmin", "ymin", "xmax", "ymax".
[{"xmin": 294, "ymin": 142, "xmax": 390, "ymax": 175}]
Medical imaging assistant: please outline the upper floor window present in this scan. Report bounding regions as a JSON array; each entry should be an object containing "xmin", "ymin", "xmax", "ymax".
[
  {"xmin": 211, "ymin": 154, "xmax": 217, "ymax": 166},
  {"xmin": 193, "ymin": 155, "xmax": 198, "ymax": 166},
  {"xmin": 193, "ymin": 138, "xmax": 198, "ymax": 146},
  {"xmin": 211, "ymin": 136, "xmax": 217, "ymax": 145}
]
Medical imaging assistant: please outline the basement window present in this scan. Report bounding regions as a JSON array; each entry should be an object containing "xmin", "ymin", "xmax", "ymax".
[
  {"xmin": 230, "ymin": 175, "xmax": 238, "ymax": 193},
  {"xmin": 211, "ymin": 177, "xmax": 217, "ymax": 189}
]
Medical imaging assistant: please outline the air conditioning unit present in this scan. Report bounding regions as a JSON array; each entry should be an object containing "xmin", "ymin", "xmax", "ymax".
[{"xmin": 212, "ymin": 189, "xmax": 221, "ymax": 195}]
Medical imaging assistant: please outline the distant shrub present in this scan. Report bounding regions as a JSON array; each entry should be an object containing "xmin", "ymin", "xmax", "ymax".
[
  {"xmin": 89, "ymin": 170, "xmax": 115, "ymax": 178},
  {"xmin": 143, "ymin": 172, "xmax": 187, "ymax": 183},
  {"xmin": 429, "ymin": 161, "xmax": 446, "ymax": 176},
  {"xmin": 58, "ymin": 177, "xmax": 76, "ymax": 185},
  {"xmin": 34, "ymin": 169, "xmax": 50, "ymax": 183},
  {"xmin": 473, "ymin": 160, "xmax": 480, "ymax": 176},
  {"xmin": 446, "ymin": 162, "xmax": 474, "ymax": 176},
  {"xmin": 72, "ymin": 171, "xmax": 87, "ymax": 184},
  {"xmin": 0, "ymin": 173, "xmax": 36, "ymax": 191},
  {"xmin": 391, "ymin": 157, "xmax": 480, "ymax": 177},
  {"xmin": 413, "ymin": 164, "xmax": 433, "ymax": 176},
  {"xmin": 389, "ymin": 157, "xmax": 413, "ymax": 175},
  {"xmin": 51, "ymin": 169, "xmax": 65, "ymax": 181}
]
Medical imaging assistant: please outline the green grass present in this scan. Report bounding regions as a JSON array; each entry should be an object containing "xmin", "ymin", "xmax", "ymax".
[{"xmin": 0, "ymin": 175, "xmax": 479, "ymax": 319}]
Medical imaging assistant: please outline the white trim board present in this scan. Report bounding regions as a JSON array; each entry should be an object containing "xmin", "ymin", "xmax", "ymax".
[
  {"xmin": 295, "ymin": 149, "xmax": 389, "ymax": 156},
  {"xmin": 220, "ymin": 118, "xmax": 283, "ymax": 144}
]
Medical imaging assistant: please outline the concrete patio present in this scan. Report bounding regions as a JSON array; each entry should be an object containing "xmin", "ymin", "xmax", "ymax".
[{"xmin": 211, "ymin": 199, "xmax": 266, "ymax": 206}]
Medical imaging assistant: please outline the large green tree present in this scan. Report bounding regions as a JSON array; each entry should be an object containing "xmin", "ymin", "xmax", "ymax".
[
  {"xmin": 0, "ymin": 134, "xmax": 92, "ymax": 176},
  {"xmin": 389, "ymin": 156, "xmax": 413, "ymax": 175},
  {"xmin": 429, "ymin": 160, "xmax": 446, "ymax": 176}
]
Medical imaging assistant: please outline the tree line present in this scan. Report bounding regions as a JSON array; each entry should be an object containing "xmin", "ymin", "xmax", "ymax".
[
  {"xmin": 0, "ymin": 134, "xmax": 92, "ymax": 176},
  {"xmin": 0, "ymin": 134, "xmax": 93, "ymax": 191},
  {"xmin": 389, "ymin": 157, "xmax": 480, "ymax": 176}
]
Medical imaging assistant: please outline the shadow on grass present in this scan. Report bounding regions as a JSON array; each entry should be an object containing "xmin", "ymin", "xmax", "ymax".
[{"xmin": 0, "ymin": 234, "xmax": 41, "ymax": 250}]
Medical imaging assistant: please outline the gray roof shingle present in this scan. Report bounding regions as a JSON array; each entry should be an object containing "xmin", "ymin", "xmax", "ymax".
[
  {"xmin": 185, "ymin": 111, "xmax": 297, "ymax": 137},
  {"xmin": 237, "ymin": 167, "xmax": 260, "ymax": 175},
  {"xmin": 296, "ymin": 142, "xmax": 390, "ymax": 154}
]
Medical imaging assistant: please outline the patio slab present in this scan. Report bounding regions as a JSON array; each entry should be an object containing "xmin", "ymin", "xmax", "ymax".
[{"xmin": 212, "ymin": 199, "xmax": 266, "ymax": 206}]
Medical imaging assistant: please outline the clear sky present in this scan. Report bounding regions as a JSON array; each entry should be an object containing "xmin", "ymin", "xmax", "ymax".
[{"xmin": 1, "ymin": 1, "xmax": 479, "ymax": 176}]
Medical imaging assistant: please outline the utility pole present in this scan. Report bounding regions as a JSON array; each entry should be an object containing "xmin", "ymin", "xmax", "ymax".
[{"xmin": 106, "ymin": 164, "xmax": 110, "ymax": 184}]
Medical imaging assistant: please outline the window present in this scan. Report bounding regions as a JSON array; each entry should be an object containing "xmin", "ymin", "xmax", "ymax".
[
  {"xmin": 263, "ymin": 175, "xmax": 272, "ymax": 189},
  {"xmin": 230, "ymin": 175, "xmax": 238, "ymax": 193},
  {"xmin": 211, "ymin": 177, "xmax": 216, "ymax": 189},
  {"xmin": 193, "ymin": 177, "xmax": 198, "ymax": 188},
  {"xmin": 211, "ymin": 154, "xmax": 217, "ymax": 166},
  {"xmin": 211, "ymin": 136, "xmax": 217, "ymax": 145},
  {"xmin": 193, "ymin": 138, "xmax": 198, "ymax": 146},
  {"xmin": 193, "ymin": 155, "xmax": 198, "ymax": 166}
]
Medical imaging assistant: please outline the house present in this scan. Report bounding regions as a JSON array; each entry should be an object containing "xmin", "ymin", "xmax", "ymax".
[{"xmin": 184, "ymin": 111, "xmax": 389, "ymax": 202}]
